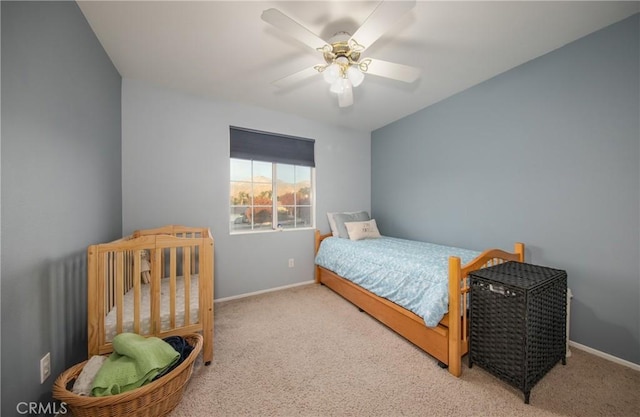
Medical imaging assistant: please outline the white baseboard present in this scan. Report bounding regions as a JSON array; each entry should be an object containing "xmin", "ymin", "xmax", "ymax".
[
  {"xmin": 214, "ymin": 280, "xmax": 315, "ymax": 303},
  {"xmin": 569, "ymin": 341, "xmax": 640, "ymax": 371}
]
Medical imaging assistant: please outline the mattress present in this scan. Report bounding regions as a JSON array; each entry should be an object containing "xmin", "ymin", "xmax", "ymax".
[
  {"xmin": 315, "ymin": 236, "xmax": 480, "ymax": 327},
  {"xmin": 104, "ymin": 274, "xmax": 200, "ymax": 342}
]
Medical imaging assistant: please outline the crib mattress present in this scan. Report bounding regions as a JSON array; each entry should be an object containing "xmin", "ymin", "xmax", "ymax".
[{"xmin": 104, "ymin": 274, "xmax": 200, "ymax": 342}]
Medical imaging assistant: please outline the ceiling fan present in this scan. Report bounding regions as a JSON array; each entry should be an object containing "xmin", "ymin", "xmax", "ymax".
[{"xmin": 261, "ymin": 1, "xmax": 421, "ymax": 108}]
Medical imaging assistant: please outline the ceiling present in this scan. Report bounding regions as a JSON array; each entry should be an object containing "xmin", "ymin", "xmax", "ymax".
[{"xmin": 77, "ymin": 1, "xmax": 639, "ymax": 132}]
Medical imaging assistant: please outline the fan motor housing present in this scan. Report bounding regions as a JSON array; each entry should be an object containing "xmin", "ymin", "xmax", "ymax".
[{"xmin": 323, "ymin": 40, "xmax": 361, "ymax": 65}]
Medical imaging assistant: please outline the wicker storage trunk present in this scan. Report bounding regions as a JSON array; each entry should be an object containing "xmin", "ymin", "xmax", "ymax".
[
  {"xmin": 53, "ymin": 333, "xmax": 202, "ymax": 417},
  {"xmin": 469, "ymin": 262, "xmax": 567, "ymax": 404}
]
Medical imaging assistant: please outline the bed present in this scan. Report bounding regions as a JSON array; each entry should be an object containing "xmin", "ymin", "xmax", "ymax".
[
  {"xmin": 314, "ymin": 217, "xmax": 524, "ymax": 377},
  {"xmin": 87, "ymin": 225, "xmax": 214, "ymax": 365}
]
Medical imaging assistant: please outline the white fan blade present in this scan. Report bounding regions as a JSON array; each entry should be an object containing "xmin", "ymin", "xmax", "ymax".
[
  {"xmin": 271, "ymin": 66, "xmax": 319, "ymax": 89},
  {"xmin": 261, "ymin": 8, "xmax": 329, "ymax": 51},
  {"xmin": 349, "ymin": 0, "xmax": 416, "ymax": 51},
  {"xmin": 364, "ymin": 58, "xmax": 421, "ymax": 83}
]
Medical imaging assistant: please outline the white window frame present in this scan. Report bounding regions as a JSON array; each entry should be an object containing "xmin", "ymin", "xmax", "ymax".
[{"xmin": 229, "ymin": 158, "xmax": 315, "ymax": 234}]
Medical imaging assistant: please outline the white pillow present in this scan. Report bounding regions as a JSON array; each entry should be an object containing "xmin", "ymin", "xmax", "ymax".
[{"xmin": 345, "ymin": 219, "xmax": 381, "ymax": 241}]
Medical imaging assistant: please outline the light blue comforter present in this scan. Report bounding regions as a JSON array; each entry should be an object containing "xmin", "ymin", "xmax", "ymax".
[{"xmin": 314, "ymin": 236, "xmax": 480, "ymax": 327}]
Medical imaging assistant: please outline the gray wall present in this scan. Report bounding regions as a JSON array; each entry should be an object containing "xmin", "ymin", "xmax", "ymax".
[
  {"xmin": 372, "ymin": 14, "xmax": 639, "ymax": 364},
  {"xmin": 122, "ymin": 79, "xmax": 371, "ymax": 299},
  {"xmin": 1, "ymin": 2, "xmax": 122, "ymax": 415}
]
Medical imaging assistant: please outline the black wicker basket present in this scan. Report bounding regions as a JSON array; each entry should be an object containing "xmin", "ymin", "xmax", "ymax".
[{"xmin": 469, "ymin": 261, "xmax": 567, "ymax": 404}]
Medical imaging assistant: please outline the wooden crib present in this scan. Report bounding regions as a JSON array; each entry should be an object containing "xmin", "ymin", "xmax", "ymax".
[{"xmin": 87, "ymin": 225, "xmax": 214, "ymax": 365}]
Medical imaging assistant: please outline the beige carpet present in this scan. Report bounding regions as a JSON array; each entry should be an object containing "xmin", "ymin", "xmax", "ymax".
[{"xmin": 170, "ymin": 284, "xmax": 639, "ymax": 417}]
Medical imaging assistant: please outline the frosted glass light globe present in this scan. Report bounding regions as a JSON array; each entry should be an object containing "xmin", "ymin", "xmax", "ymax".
[
  {"xmin": 347, "ymin": 65, "xmax": 364, "ymax": 87},
  {"xmin": 323, "ymin": 63, "xmax": 341, "ymax": 84},
  {"xmin": 338, "ymin": 79, "xmax": 354, "ymax": 107},
  {"xmin": 329, "ymin": 77, "xmax": 344, "ymax": 94}
]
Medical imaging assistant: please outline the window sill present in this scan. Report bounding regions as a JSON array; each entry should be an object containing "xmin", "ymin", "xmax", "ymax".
[{"xmin": 229, "ymin": 226, "xmax": 315, "ymax": 236}]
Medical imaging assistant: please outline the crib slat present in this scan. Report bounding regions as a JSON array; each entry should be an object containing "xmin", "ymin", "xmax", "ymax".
[
  {"xmin": 109, "ymin": 253, "xmax": 116, "ymax": 319},
  {"xmin": 170, "ymin": 247, "xmax": 177, "ymax": 328},
  {"xmin": 183, "ymin": 246, "xmax": 191, "ymax": 325},
  {"xmin": 191, "ymin": 245, "xmax": 197, "ymax": 278},
  {"xmin": 133, "ymin": 249, "xmax": 141, "ymax": 334},
  {"xmin": 107, "ymin": 253, "xmax": 113, "ymax": 317},
  {"xmin": 115, "ymin": 252, "xmax": 124, "ymax": 334},
  {"xmin": 92, "ymin": 248, "xmax": 105, "ymax": 350},
  {"xmin": 160, "ymin": 248, "xmax": 166, "ymax": 280},
  {"xmin": 124, "ymin": 251, "xmax": 130, "ymax": 293},
  {"xmin": 151, "ymin": 248, "xmax": 161, "ymax": 334}
]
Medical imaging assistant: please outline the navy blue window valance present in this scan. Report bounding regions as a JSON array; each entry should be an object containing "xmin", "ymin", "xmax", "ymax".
[{"xmin": 230, "ymin": 126, "xmax": 315, "ymax": 167}]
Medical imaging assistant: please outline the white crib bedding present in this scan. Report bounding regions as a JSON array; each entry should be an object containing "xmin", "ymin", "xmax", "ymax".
[{"xmin": 104, "ymin": 274, "xmax": 200, "ymax": 342}]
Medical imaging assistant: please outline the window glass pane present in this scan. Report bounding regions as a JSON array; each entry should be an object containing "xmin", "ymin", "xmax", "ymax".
[
  {"xmin": 230, "ymin": 182, "xmax": 252, "ymax": 205},
  {"xmin": 230, "ymin": 158, "xmax": 251, "ymax": 181},
  {"xmin": 296, "ymin": 206, "xmax": 312, "ymax": 228},
  {"xmin": 295, "ymin": 165, "xmax": 311, "ymax": 183},
  {"xmin": 295, "ymin": 166, "xmax": 311, "ymax": 205},
  {"xmin": 253, "ymin": 161, "xmax": 272, "ymax": 183},
  {"xmin": 252, "ymin": 207, "xmax": 273, "ymax": 229},
  {"xmin": 296, "ymin": 184, "xmax": 311, "ymax": 205},
  {"xmin": 277, "ymin": 192, "xmax": 295, "ymax": 207},
  {"xmin": 276, "ymin": 206, "xmax": 295, "ymax": 229},
  {"xmin": 230, "ymin": 206, "xmax": 251, "ymax": 232},
  {"xmin": 253, "ymin": 185, "xmax": 273, "ymax": 206},
  {"xmin": 280, "ymin": 206, "xmax": 312, "ymax": 230},
  {"xmin": 276, "ymin": 169, "xmax": 294, "ymax": 208},
  {"xmin": 277, "ymin": 164, "xmax": 295, "ymax": 184}
]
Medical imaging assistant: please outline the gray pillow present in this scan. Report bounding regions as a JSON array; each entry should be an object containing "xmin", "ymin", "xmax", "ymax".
[{"xmin": 332, "ymin": 211, "xmax": 370, "ymax": 239}]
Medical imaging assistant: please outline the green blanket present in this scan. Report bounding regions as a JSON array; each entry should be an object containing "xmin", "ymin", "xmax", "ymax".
[{"xmin": 91, "ymin": 333, "xmax": 179, "ymax": 397}]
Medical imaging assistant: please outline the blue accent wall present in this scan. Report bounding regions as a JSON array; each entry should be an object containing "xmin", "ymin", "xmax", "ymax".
[
  {"xmin": 1, "ymin": 2, "xmax": 122, "ymax": 414},
  {"xmin": 372, "ymin": 14, "xmax": 639, "ymax": 364}
]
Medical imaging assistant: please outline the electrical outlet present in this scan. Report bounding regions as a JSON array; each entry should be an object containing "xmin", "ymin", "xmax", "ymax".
[
  {"xmin": 288, "ymin": 258, "xmax": 294, "ymax": 268},
  {"xmin": 40, "ymin": 352, "xmax": 51, "ymax": 384}
]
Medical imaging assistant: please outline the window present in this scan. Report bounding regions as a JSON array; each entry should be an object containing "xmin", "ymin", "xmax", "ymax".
[{"xmin": 229, "ymin": 127, "xmax": 315, "ymax": 233}]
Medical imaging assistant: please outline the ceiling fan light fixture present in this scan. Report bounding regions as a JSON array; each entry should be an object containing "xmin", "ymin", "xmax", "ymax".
[
  {"xmin": 347, "ymin": 65, "xmax": 365, "ymax": 87},
  {"xmin": 329, "ymin": 77, "xmax": 345, "ymax": 94},
  {"xmin": 338, "ymin": 81, "xmax": 354, "ymax": 108},
  {"xmin": 335, "ymin": 56, "xmax": 349, "ymax": 66},
  {"xmin": 323, "ymin": 63, "xmax": 341, "ymax": 84},
  {"xmin": 262, "ymin": 1, "xmax": 420, "ymax": 109}
]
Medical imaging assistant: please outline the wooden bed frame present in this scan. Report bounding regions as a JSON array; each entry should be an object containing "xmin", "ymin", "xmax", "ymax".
[
  {"xmin": 87, "ymin": 225, "xmax": 214, "ymax": 365},
  {"xmin": 314, "ymin": 230, "xmax": 524, "ymax": 376}
]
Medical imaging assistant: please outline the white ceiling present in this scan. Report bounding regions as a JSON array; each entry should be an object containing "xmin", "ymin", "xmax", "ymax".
[{"xmin": 77, "ymin": 1, "xmax": 639, "ymax": 132}]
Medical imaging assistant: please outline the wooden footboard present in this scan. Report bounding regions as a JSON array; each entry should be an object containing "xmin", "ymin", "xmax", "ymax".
[
  {"xmin": 314, "ymin": 230, "xmax": 524, "ymax": 376},
  {"xmin": 87, "ymin": 226, "xmax": 214, "ymax": 364}
]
